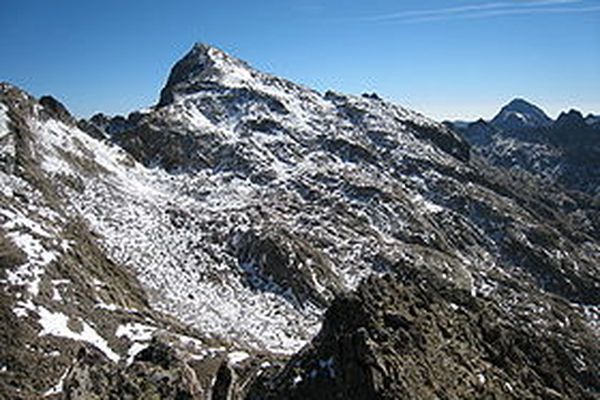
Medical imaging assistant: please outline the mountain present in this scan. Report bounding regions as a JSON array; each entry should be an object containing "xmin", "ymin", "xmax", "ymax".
[
  {"xmin": 452, "ymin": 118, "xmax": 498, "ymax": 147},
  {"xmin": 1, "ymin": 44, "xmax": 599, "ymax": 398},
  {"xmin": 554, "ymin": 109, "xmax": 589, "ymax": 131},
  {"xmin": 490, "ymin": 98, "xmax": 553, "ymax": 131},
  {"xmin": 446, "ymin": 120, "xmax": 471, "ymax": 130},
  {"xmin": 586, "ymin": 113, "xmax": 600, "ymax": 129},
  {"xmin": 451, "ymin": 100, "xmax": 600, "ymax": 195}
]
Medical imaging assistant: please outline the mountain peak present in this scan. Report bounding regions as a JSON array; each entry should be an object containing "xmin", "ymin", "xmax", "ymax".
[
  {"xmin": 187, "ymin": 42, "xmax": 244, "ymax": 65},
  {"xmin": 191, "ymin": 41, "xmax": 216, "ymax": 53},
  {"xmin": 554, "ymin": 109, "xmax": 587, "ymax": 130},
  {"xmin": 504, "ymin": 97, "xmax": 537, "ymax": 110},
  {"xmin": 491, "ymin": 98, "xmax": 552, "ymax": 131},
  {"xmin": 158, "ymin": 43, "xmax": 255, "ymax": 106}
]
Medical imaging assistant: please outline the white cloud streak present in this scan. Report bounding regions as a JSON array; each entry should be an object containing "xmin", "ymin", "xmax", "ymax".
[{"xmin": 354, "ymin": 0, "xmax": 599, "ymax": 24}]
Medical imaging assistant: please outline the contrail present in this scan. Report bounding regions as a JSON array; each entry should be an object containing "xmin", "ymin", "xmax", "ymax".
[
  {"xmin": 353, "ymin": 0, "xmax": 593, "ymax": 24},
  {"xmin": 400, "ymin": 4, "xmax": 600, "ymax": 24}
]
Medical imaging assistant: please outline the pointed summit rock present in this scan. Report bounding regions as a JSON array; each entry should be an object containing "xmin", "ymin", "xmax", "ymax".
[
  {"xmin": 491, "ymin": 98, "xmax": 552, "ymax": 131},
  {"xmin": 39, "ymin": 95, "xmax": 77, "ymax": 126},
  {"xmin": 158, "ymin": 43, "xmax": 256, "ymax": 106}
]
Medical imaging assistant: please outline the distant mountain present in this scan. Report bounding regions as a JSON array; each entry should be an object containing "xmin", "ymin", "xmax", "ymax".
[
  {"xmin": 586, "ymin": 113, "xmax": 600, "ymax": 129},
  {"xmin": 455, "ymin": 118, "xmax": 498, "ymax": 147},
  {"xmin": 450, "ymin": 99, "xmax": 600, "ymax": 195},
  {"xmin": 447, "ymin": 120, "xmax": 472, "ymax": 130},
  {"xmin": 490, "ymin": 98, "xmax": 553, "ymax": 131},
  {"xmin": 554, "ymin": 109, "xmax": 589, "ymax": 131},
  {"xmin": 1, "ymin": 45, "xmax": 599, "ymax": 398}
]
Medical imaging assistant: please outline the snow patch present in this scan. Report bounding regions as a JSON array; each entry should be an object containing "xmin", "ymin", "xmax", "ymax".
[
  {"xmin": 0, "ymin": 103, "xmax": 9, "ymax": 139},
  {"xmin": 477, "ymin": 372, "xmax": 486, "ymax": 385},
  {"xmin": 43, "ymin": 368, "xmax": 69, "ymax": 397},
  {"xmin": 12, "ymin": 299, "xmax": 36, "ymax": 318},
  {"xmin": 0, "ymin": 206, "xmax": 64, "ymax": 297},
  {"xmin": 227, "ymin": 350, "xmax": 250, "ymax": 365},
  {"xmin": 116, "ymin": 322, "xmax": 157, "ymax": 342},
  {"xmin": 292, "ymin": 374, "xmax": 303, "ymax": 386},
  {"xmin": 37, "ymin": 307, "xmax": 119, "ymax": 362},
  {"xmin": 413, "ymin": 193, "xmax": 444, "ymax": 214},
  {"xmin": 125, "ymin": 342, "xmax": 149, "ymax": 365},
  {"xmin": 116, "ymin": 322, "xmax": 157, "ymax": 364},
  {"xmin": 4, "ymin": 231, "xmax": 57, "ymax": 296}
]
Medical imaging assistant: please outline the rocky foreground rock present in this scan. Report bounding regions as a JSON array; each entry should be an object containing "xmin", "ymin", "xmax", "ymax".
[{"xmin": 249, "ymin": 268, "xmax": 599, "ymax": 399}]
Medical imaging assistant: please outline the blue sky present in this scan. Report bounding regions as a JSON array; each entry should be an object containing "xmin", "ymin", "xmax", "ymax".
[{"xmin": 0, "ymin": 0, "xmax": 598, "ymax": 121}]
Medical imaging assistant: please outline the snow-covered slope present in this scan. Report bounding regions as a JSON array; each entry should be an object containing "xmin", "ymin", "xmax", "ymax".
[
  {"xmin": 1, "ymin": 44, "xmax": 599, "ymax": 398},
  {"xmin": 0, "ymin": 83, "xmax": 244, "ymax": 399}
]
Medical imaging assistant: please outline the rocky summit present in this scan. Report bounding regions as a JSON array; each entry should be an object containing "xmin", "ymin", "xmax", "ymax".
[
  {"xmin": 0, "ymin": 44, "xmax": 598, "ymax": 399},
  {"xmin": 490, "ymin": 98, "xmax": 553, "ymax": 131}
]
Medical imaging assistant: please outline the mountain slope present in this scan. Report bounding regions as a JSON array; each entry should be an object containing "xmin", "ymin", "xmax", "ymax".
[
  {"xmin": 1, "ymin": 44, "xmax": 599, "ymax": 398},
  {"xmin": 0, "ymin": 83, "xmax": 271, "ymax": 399}
]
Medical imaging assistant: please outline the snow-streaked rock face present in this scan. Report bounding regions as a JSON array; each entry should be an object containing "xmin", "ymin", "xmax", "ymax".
[
  {"xmin": 0, "ymin": 82, "xmax": 262, "ymax": 399},
  {"xmin": 66, "ymin": 45, "xmax": 474, "ymax": 353},
  {"xmin": 77, "ymin": 45, "xmax": 598, "ymax": 349},
  {"xmin": 2, "ymin": 43, "xmax": 600, "ymax": 372}
]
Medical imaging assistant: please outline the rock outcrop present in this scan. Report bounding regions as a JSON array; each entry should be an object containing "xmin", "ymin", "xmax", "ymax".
[{"xmin": 249, "ymin": 268, "xmax": 599, "ymax": 399}]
